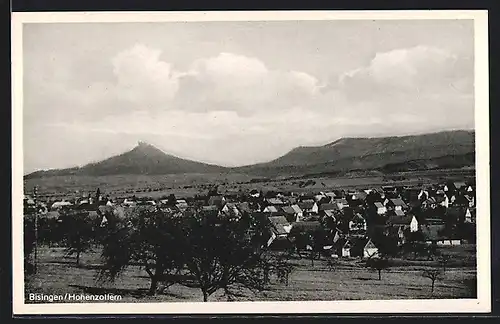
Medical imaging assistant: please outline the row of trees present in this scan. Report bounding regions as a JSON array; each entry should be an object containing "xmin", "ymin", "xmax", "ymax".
[{"xmin": 24, "ymin": 206, "xmax": 298, "ymax": 301}]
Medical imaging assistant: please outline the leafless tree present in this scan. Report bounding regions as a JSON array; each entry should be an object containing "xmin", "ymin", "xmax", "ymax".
[
  {"xmin": 423, "ymin": 269, "xmax": 441, "ymax": 293},
  {"xmin": 438, "ymin": 255, "xmax": 451, "ymax": 273}
]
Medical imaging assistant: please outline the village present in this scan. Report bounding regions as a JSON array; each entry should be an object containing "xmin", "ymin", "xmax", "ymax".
[{"xmin": 24, "ymin": 179, "xmax": 477, "ymax": 261}]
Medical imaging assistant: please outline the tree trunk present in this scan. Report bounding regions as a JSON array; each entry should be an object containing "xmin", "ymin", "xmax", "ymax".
[
  {"xmin": 431, "ymin": 280, "xmax": 435, "ymax": 293},
  {"xmin": 149, "ymin": 276, "xmax": 158, "ymax": 296},
  {"xmin": 76, "ymin": 250, "xmax": 81, "ymax": 266},
  {"xmin": 202, "ymin": 289, "xmax": 209, "ymax": 302},
  {"xmin": 378, "ymin": 270, "xmax": 381, "ymax": 280}
]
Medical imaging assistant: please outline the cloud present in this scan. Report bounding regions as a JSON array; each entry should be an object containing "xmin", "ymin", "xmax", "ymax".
[
  {"xmin": 338, "ymin": 45, "xmax": 473, "ymax": 100},
  {"xmin": 174, "ymin": 52, "xmax": 320, "ymax": 116},
  {"xmin": 24, "ymin": 43, "xmax": 475, "ymax": 170},
  {"xmin": 111, "ymin": 44, "xmax": 180, "ymax": 108}
]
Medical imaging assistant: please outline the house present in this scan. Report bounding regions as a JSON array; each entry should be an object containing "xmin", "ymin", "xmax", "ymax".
[
  {"xmin": 435, "ymin": 194, "xmax": 450, "ymax": 208},
  {"xmin": 422, "ymin": 197, "xmax": 437, "ymax": 209},
  {"xmin": 418, "ymin": 189, "xmax": 430, "ymax": 201},
  {"xmin": 351, "ymin": 192, "xmax": 367, "ymax": 202},
  {"xmin": 236, "ymin": 202, "xmax": 252, "ymax": 214},
  {"xmin": 263, "ymin": 205, "xmax": 279, "ymax": 214},
  {"xmin": 44, "ymin": 210, "xmax": 61, "ymax": 220},
  {"xmin": 348, "ymin": 213, "xmax": 367, "ymax": 235},
  {"xmin": 281, "ymin": 205, "xmax": 302, "ymax": 223},
  {"xmin": 201, "ymin": 205, "xmax": 219, "ymax": 213},
  {"xmin": 314, "ymin": 194, "xmax": 326, "ymax": 202},
  {"xmin": 465, "ymin": 207, "xmax": 476, "ymax": 223},
  {"xmin": 298, "ymin": 200, "xmax": 319, "ymax": 214},
  {"xmin": 290, "ymin": 204, "xmax": 303, "ymax": 218},
  {"xmin": 385, "ymin": 225, "xmax": 407, "ymax": 246},
  {"xmin": 319, "ymin": 203, "xmax": 339, "ymax": 213},
  {"xmin": 268, "ymin": 216, "xmax": 292, "ymax": 238},
  {"xmin": 393, "ymin": 209, "xmax": 406, "ymax": 217},
  {"xmin": 221, "ymin": 202, "xmax": 241, "ymax": 218},
  {"xmin": 387, "ymin": 198, "xmax": 408, "ymax": 211},
  {"xmin": 323, "ymin": 210, "xmax": 337, "ymax": 223},
  {"xmin": 289, "ymin": 221, "xmax": 323, "ymax": 238},
  {"xmin": 50, "ymin": 201, "xmax": 73, "ymax": 210},
  {"xmin": 453, "ymin": 182, "xmax": 467, "ymax": 192},
  {"xmin": 175, "ymin": 199, "xmax": 189, "ymax": 210},
  {"xmin": 464, "ymin": 195, "xmax": 475, "ymax": 208},
  {"xmin": 421, "ymin": 223, "xmax": 452, "ymax": 245},
  {"xmin": 374, "ymin": 202, "xmax": 387, "ymax": 215},
  {"xmin": 266, "ymin": 198, "xmax": 284, "ymax": 206},
  {"xmin": 250, "ymin": 190, "xmax": 260, "ymax": 198},
  {"xmin": 342, "ymin": 236, "xmax": 369, "ymax": 258},
  {"xmin": 24, "ymin": 195, "xmax": 36, "ymax": 205},
  {"xmin": 363, "ymin": 239, "xmax": 379, "ymax": 259},
  {"xmin": 387, "ymin": 214, "xmax": 419, "ymax": 233},
  {"xmin": 335, "ymin": 198, "xmax": 349, "ymax": 210},
  {"xmin": 208, "ymin": 195, "xmax": 225, "ymax": 208},
  {"xmin": 325, "ymin": 192, "xmax": 337, "ymax": 200}
]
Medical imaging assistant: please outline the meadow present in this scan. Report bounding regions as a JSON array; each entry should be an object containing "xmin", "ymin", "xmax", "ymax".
[
  {"xmin": 25, "ymin": 244, "xmax": 477, "ymax": 303},
  {"xmin": 24, "ymin": 168, "xmax": 475, "ymax": 201}
]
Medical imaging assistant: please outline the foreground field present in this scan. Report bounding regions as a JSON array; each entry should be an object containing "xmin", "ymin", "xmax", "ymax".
[{"xmin": 25, "ymin": 245, "xmax": 477, "ymax": 303}]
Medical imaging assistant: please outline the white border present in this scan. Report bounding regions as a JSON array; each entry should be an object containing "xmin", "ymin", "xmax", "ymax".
[{"xmin": 11, "ymin": 10, "xmax": 490, "ymax": 315}]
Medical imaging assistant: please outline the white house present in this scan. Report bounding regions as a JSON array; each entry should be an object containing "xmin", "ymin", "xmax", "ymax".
[
  {"xmin": 363, "ymin": 240, "xmax": 379, "ymax": 259},
  {"xmin": 418, "ymin": 189, "xmax": 429, "ymax": 201},
  {"xmin": 264, "ymin": 205, "xmax": 279, "ymax": 213},
  {"xmin": 374, "ymin": 202, "xmax": 387, "ymax": 215}
]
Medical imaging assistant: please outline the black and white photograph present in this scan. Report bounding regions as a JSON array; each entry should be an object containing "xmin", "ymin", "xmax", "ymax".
[{"xmin": 11, "ymin": 10, "xmax": 490, "ymax": 314}]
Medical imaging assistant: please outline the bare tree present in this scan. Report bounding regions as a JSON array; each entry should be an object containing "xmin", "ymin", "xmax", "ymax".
[
  {"xmin": 60, "ymin": 210, "xmax": 95, "ymax": 266},
  {"xmin": 365, "ymin": 257, "xmax": 390, "ymax": 280},
  {"xmin": 275, "ymin": 255, "xmax": 294, "ymax": 286},
  {"xmin": 176, "ymin": 209, "xmax": 267, "ymax": 302},
  {"xmin": 98, "ymin": 207, "xmax": 184, "ymax": 295},
  {"xmin": 438, "ymin": 255, "xmax": 451, "ymax": 274},
  {"xmin": 423, "ymin": 269, "xmax": 441, "ymax": 293}
]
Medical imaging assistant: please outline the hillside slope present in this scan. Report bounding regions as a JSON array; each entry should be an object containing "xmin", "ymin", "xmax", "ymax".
[{"xmin": 25, "ymin": 142, "xmax": 228, "ymax": 178}]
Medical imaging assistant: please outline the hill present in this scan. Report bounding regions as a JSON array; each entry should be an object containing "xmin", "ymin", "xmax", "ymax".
[
  {"xmin": 25, "ymin": 130, "xmax": 475, "ymax": 179},
  {"xmin": 235, "ymin": 130, "xmax": 475, "ymax": 176},
  {"xmin": 25, "ymin": 142, "xmax": 228, "ymax": 178}
]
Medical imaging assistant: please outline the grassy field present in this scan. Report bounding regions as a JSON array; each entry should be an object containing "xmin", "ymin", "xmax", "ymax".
[
  {"xmin": 24, "ymin": 168, "xmax": 475, "ymax": 202},
  {"xmin": 25, "ymin": 245, "xmax": 477, "ymax": 303}
]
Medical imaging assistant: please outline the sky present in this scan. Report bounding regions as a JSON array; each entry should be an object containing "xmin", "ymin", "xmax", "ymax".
[{"xmin": 22, "ymin": 19, "xmax": 475, "ymax": 173}]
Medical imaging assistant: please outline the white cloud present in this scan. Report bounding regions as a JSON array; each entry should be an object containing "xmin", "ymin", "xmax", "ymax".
[
  {"xmin": 24, "ymin": 43, "xmax": 475, "ymax": 170},
  {"xmin": 339, "ymin": 45, "xmax": 473, "ymax": 99}
]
